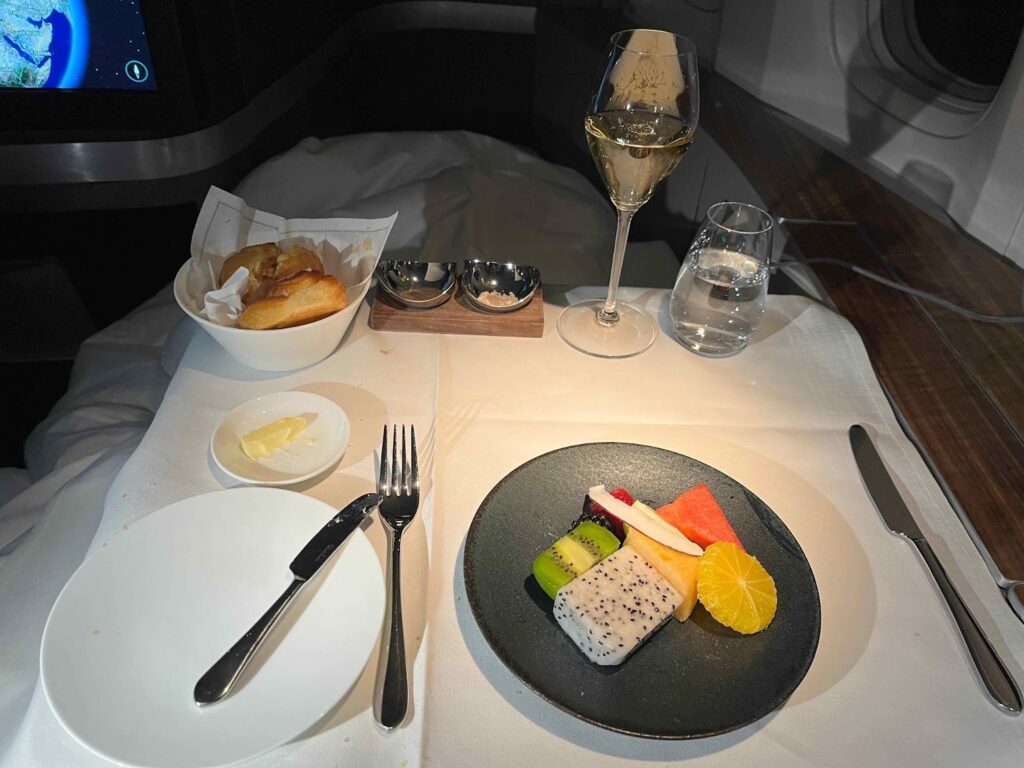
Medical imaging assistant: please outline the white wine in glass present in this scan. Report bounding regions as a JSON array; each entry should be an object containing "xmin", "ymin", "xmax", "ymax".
[
  {"xmin": 584, "ymin": 110, "xmax": 693, "ymax": 211},
  {"xmin": 558, "ymin": 30, "xmax": 699, "ymax": 358}
]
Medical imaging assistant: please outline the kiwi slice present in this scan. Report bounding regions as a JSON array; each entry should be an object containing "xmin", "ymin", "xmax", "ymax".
[{"xmin": 532, "ymin": 521, "xmax": 620, "ymax": 599}]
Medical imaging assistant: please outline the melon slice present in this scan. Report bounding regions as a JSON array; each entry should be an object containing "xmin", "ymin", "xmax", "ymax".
[
  {"xmin": 624, "ymin": 524, "xmax": 700, "ymax": 621},
  {"xmin": 657, "ymin": 484, "xmax": 744, "ymax": 551}
]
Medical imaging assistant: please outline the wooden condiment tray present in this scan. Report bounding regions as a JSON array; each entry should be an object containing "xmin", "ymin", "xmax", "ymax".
[{"xmin": 368, "ymin": 284, "xmax": 544, "ymax": 338}]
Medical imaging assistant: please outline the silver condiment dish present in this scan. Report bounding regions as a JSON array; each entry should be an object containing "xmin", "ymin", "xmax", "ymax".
[
  {"xmin": 377, "ymin": 260, "xmax": 457, "ymax": 309},
  {"xmin": 461, "ymin": 260, "xmax": 541, "ymax": 313}
]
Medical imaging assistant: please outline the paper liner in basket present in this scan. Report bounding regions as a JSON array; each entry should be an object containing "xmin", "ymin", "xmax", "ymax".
[{"xmin": 184, "ymin": 186, "xmax": 397, "ymax": 327}]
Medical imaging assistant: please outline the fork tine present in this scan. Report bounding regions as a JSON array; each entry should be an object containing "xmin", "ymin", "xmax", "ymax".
[
  {"xmin": 401, "ymin": 425, "xmax": 408, "ymax": 495},
  {"xmin": 391, "ymin": 425, "xmax": 399, "ymax": 496},
  {"xmin": 410, "ymin": 425, "xmax": 419, "ymax": 492},
  {"xmin": 378, "ymin": 425, "xmax": 388, "ymax": 494}
]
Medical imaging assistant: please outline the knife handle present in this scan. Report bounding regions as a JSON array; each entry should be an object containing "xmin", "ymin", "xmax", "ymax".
[
  {"xmin": 194, "ymin": 577, "xmax": 305, "ymax": 706},
  {"xmin": 914, "ymin": 539, "xmax": 1022, "ymax": 713}
]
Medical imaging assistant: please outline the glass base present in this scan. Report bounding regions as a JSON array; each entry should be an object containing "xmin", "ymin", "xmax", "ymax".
[
  {"xmin": 673, "ymin": 323, "xmax": 750, "ymax": 358},
  {"xmin": 557, "ymin": 300, "xmax": 657, "ymax": 358}
]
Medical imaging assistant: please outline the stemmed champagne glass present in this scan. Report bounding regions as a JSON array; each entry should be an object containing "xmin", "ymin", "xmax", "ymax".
[{"xmin": 557, "ymin": 29, "xmax": 700, "ymax": 358}]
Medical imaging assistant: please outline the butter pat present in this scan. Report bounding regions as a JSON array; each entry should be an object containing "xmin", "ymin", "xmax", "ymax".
[{"xmin": 241, "ymin": 416, "xmax": 307, "ymax": 460}]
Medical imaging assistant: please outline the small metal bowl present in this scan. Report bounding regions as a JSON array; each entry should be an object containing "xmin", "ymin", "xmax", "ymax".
[
  {"xmin": 377, "ymin": 260, "xmax": 457, "ymax": 309},
  {"xmin": 461, "ymin": 260, "xmax": 541, "ymax": 313}
]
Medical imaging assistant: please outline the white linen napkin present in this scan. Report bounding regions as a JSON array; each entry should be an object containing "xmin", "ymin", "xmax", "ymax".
[{"xmin": 200, "ymin": 266, "xmax": 248, "ymax": 325}]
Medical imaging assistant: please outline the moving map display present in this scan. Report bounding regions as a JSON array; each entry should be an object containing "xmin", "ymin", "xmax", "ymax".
[{"xmin": 1, "ymin": 1, "xmax": 157, "ymax": 90}]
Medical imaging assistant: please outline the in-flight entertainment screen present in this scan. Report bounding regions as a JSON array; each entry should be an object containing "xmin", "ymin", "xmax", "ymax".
[{"xmin": 1, "ymin": 1, "xmax": 157, "ymax": 90}]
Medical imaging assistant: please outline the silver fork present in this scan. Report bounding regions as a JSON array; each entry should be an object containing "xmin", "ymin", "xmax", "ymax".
[{"xmin": 374, "ymin": 424, "xmax": 420, "ymax": 730}]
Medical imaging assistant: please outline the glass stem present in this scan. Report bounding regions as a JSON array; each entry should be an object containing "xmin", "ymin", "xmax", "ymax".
[{"xmin": 598, "ymin": 207, "xmax": 635, "ymax": 326}]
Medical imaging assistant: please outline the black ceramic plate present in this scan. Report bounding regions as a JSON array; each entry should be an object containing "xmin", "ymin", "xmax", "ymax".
[{"xmin": 463, "ymin": 442, "xmax": 820, "ymax": 739}]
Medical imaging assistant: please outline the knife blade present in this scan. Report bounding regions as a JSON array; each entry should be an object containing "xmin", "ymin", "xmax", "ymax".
[
  {"xmin": 194, "ymin": 492, "xmax": 383, "ymax": 706},
  {"xmin": 849, "ymin": 425, "xmax": 1021, "ymax": 713},
  {"xmin": 289, "ymin": 493, "xmax": 382, "ymax": 578}
]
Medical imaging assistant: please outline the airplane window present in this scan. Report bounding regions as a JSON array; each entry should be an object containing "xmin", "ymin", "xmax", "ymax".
[
  {"xmin": 879, "ymin": 0, "xmax": 1024, "ymax": 103},
  {"xmin": 0, "ymin": 0, "xmax": 157, "ymax": 90},
  {"xmin": 912, "ymin": 0, "xmax": 1024, "ymax": 87}
]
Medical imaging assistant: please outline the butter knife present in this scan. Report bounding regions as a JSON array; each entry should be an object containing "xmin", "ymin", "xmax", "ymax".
[
  {"xmin": 194, "ymin": 492, "xmax": 383, "ymax": 706},
  {"xmin": 849, "ymin": 425, "xmax": 1021, "ymax": 713}
]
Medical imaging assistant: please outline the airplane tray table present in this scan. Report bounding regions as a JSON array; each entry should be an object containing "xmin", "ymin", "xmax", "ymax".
[{"xmin": 2, "ymin": 134, "xmax": 1022, "ymax": 768}]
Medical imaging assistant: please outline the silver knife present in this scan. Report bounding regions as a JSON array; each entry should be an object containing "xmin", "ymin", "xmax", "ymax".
[
  {"xmin": 849, "ymin": 425, "xmax": 1021, "ymax": 713},
  {"xmin": 194, "ymin": 492, "xmax": 383, "ymax": 706}
]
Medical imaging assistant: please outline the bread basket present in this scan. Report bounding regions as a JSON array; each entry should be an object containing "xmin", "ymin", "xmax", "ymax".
[
  {"xmin": 173, "ymin": 262, "xmax": 370, "ymax": 372},
  {"xmin": 176, "ymin": 187, "xmax": 396, "ymax": 372}
]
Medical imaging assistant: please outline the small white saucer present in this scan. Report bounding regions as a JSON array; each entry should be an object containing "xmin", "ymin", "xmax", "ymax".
[{"xmin": 211, "ymin": 391, "xmax": 350, "ymax": 485}]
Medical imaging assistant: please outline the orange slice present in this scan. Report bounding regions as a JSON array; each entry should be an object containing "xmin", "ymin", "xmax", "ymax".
[{"xmin": 696, "ymin": 542, "xmax": 777, "ymax": 634}]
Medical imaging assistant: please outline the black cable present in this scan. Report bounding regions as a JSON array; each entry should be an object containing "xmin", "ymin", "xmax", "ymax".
[{"xmin": 779, "ymin": 257, "xmax": 1024, "ymax": 325}]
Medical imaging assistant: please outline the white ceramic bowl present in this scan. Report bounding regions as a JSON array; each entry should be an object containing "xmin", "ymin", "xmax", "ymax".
[{"xmin": 173, "ymin": 262, "xmax": 369, "ymax": 372}]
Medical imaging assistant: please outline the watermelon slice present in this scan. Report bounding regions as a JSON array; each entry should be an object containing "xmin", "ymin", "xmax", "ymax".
[{"xmin": 656, "ymin": 484, "xmax": 745, "ymax": 552}]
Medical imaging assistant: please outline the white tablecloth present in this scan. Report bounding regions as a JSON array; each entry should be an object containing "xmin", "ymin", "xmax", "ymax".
[
  {"xmin": 426, "ymin": 290, "xmax": 1024, "ymax": 766},
  {"xmin": 6, "ymin": 289, "xmax": 1024, "ymax": 767},
  {"xmin": 2, "ymin": 132, "xmax": 1022, "ymax": 766}
]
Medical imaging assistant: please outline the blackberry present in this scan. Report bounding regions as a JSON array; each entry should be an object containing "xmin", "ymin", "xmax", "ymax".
[{"xmin": 570, "ymin": 508, "xmax": 620, "ymax": 539}]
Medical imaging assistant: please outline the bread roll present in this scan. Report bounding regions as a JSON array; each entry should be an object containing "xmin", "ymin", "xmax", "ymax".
[
  {"xmin": 238, "ymin": 272, "xmax": 349, "ymax": 330},
  {"xmin": 219, "ymin": 243, "xmax": 323, "ymax": 303}
]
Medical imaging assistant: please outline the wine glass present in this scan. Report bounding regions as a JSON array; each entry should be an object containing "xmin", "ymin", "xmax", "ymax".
[{"xmin": 557, "ymin": 29, "xmax": 700, "ymax": 358}]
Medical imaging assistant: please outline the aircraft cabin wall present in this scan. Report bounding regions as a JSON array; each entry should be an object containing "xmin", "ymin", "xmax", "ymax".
[{"xmin": 703, "ymin": 0, "xmax": 1024, "ymax": 269}]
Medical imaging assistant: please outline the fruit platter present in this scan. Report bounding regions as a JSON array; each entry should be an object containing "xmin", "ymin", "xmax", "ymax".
[
  {"xmin": 463, "ymin": 443, "xmax": 820, "ymax": 739},
  {"xmin": 535, "ymin": 483, "xmax": 779, "ymax": 666}
]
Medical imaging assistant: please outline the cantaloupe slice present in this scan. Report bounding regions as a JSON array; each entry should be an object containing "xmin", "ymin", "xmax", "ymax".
[{"xmin": 624, "ymin": 523, "xmax": 700, "ymax": 622}]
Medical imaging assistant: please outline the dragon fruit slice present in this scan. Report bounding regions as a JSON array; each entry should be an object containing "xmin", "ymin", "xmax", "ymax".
[{"xmin": 552, "ymin": 546, "xmax": 681, "ymax": 666}]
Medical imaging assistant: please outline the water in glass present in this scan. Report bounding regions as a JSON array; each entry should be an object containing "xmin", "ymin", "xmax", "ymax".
[{"xmin": 671, "ymin": 247, "xmax": 768, "ymax": 355}]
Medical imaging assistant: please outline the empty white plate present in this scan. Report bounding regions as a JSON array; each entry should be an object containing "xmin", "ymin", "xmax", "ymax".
[
  {"xmin": 211, "ymin": 391, "xmax": 350, "ymax": 485},
  {"xmin": 40, "ymin": 487, "xmax": 385, "ymax": 768}
]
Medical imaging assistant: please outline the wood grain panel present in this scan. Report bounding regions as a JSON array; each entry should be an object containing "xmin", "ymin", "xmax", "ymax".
[
  {"xmin": 369, "ymin": 285, "xmax": 544, "ymax": 338},
  {"xmin": 701, "ymin": 76, "xmax": 1024, "ymax": 435},
  {"xmin": 786, "ymin": 223, "xmax": 1024, "ymax": 577}
]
